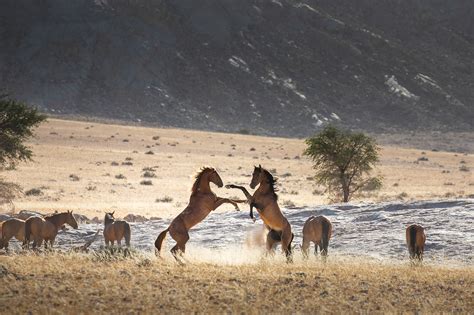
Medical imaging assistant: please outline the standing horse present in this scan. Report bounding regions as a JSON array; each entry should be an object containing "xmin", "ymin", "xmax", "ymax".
[
  {"xmin": 406, "ymin": 224, "xmax": 426, "ymax": 261},
  {"xmin": 226, "ymin": 165, "xmax": 294, "ymax": 261},
  {"xmin": 302, "ymin": 215, "xmax": 332, "ymax": 258},
  {"xmin": 0, "ymin": 218, "xmax": 25, "ymax": 250},
  {"xmin": 103, "ymin": 211, "xmax": 131, "ymax": 247},
  {"xmin": 24, "ymin": 211, "xmax": 78, "ymax": 249},
  {"xmin": 155, "ymin": 167, "xmax": 245, "ymax": 261}
]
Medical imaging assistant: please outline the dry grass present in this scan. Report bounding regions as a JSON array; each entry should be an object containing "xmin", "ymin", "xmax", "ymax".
[
  {"xmin": 1, "ymin": 118, "xmax": 473, "ymax": 218},
  {"xmin": 1, "ymin": 252, "xmax": 472, "ymax": 314}
]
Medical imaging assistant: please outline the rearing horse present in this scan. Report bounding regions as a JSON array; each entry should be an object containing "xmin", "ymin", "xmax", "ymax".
[
  {"xmin": 226, "ymin": 165, "xmax": 294, "ymax": 261},
  {"xmin": 155, "ymin": 167, "xmax": 246, "ymax": 261}
]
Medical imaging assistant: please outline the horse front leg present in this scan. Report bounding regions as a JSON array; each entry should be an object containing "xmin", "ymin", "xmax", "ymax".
[
  {"xmin": 225, "ymin": 184, "xmax": 253, "ymax": 201},
  {"xmin": 214, "ymin": 197, "xmax": 247, "ymax": 211}
]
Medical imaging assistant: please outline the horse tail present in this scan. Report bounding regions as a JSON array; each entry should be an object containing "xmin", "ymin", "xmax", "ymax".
[
  {"xmin": 409, "ymin": 225, "xmax": 417, "ymax": 258},
  {"xmin": 155, "ymin": 228, "xmax": 169, "ymax": 256},
  {"xmin": 321, "ymin": 218, "xmax": 330, "ymax": 256},
  {"xmin": 124, "ymin": 223, "xmax": 131, "ymax": 247},
  {"xmin": 24, "ymin": 218, "xmax": 33, "ymax": 248}
]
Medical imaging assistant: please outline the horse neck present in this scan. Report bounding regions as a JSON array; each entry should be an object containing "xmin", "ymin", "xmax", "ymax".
[
  {"xmin": 104, "ymin": 216, "xmax": 114, "ymax": 226},
  {"xmin": 46, "ymin": 214, "xmax": 67, "ymax": 228},
  {"xmin": 196, "ymin": 174, "xmax": 212, "ymax": 194},
  {"xmin": 257, "ymin": 179, "xmax": 272, "ymax": 194}
]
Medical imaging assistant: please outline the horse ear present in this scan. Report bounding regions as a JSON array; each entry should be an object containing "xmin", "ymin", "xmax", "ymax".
[
  {"xmin": 259, "ymin": 164, "xmax": 262, "ymax": 168},
  {"xmin": 112, "ymin": 211, "xmax": 115, "ymax": 215}
]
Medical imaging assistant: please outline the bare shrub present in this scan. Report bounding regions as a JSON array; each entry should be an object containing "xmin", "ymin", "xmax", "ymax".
[
  {"xmin": 115, "ymin": 174, "xmax": 126, "ymax": 179},
  {"xmin": 156, "ymin": 196, "xmax": 173, "ymax": 203},
  {"xmin": 142, "ymin": 171, "xmax": 156, "ymax": 178},
  {"xmin": 69, "ymin": 174, "xmax": 80, "ymax": 181},
  {"xmin": 0, "ymin": 180, "xmax": 21, "ymax": 205},
  {"xmin": 459, "ymin": 165, "xmax": 470, "ymax": 172},
  {"xmin": 140, "ymin": 180, "xmax": 153, "ymax": 186},
  {"xmin": 397, "ymin": 192, "xmax": 408, "ymax": 199},
  {"xmin": 25, "ymin": 188, "xmax": 43, "ymax": 196},
  {"xmin": 281, "ymin": 199, "xmax": 296, "ymax": 208}
]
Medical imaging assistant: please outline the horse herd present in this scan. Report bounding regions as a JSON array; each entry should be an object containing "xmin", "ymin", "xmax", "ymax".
[{"xmin": 0, "ymin": 166, "xmax": 427, "ymax": 262}]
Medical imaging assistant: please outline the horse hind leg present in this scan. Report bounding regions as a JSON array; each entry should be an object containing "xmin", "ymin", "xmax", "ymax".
[
  {"xmin": 169, "ymin": 225, "xmax": 189, "ymax": 263},
  {"xmin": 281, "ymin": 230, "xmax": 294, "ymax": 263},
  {"xmin": 301, "ymin": 238, "xmax": 310, "ymax": 259}
]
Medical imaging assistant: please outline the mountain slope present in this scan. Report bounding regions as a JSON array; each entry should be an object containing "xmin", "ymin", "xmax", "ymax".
[{"xmin": 1, "ymin": 0, "xmax": 473, "ymax": 136}]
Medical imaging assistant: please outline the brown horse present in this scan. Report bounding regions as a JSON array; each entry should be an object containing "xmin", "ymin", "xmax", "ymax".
[
  {"xmin": 103, "ymin": 211, "xmax": 131, "ymax": 247},
  {"xmin": 226, "ymin": 165, "xmax": 294, "ymax": 261},
  {"xmin": 0, "ymin": 218, "xmax": 25, "ymax": 250},
  {"xmin": 24, "ymin": 211, "xmax": 78, "ymax": 249},
  {"xmin": 155, "ymin": 167, "xmax": 246, "ymax": 261},
  {"xmin": 406, "ymin": 224, "xmax": 426, "ymax": 261},
  {"xmin": 302, "ymin": 215, "xmax": 332, "ymax": 258}
]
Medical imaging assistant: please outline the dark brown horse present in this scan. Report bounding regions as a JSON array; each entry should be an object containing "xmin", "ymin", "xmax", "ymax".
[
  {"xmin": 103, "ymin": 211, "xmax": 131, "ymax": 247},
  {"xmin": 226, "ymin": 165, "xmax": 294, "ymax": 261},
  {"xmin": 155, "ymin": 167, "xmax": 246, "ymax": 261},
  {"xmin": 406, "ymin": 224, "xmax": 426, "ymax": 261},
  {"xmin": 24, "ymin": 211, "xmax": 78, "ymax": 249},
  {"xmin": 302, "ymin": 215, "xmax": 332, "ymax": 258}
]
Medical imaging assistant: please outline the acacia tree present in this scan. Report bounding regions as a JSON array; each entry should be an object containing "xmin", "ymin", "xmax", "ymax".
[
  {"xmin": 304, "ymin": 125, "xmax": 382, "ymax": 202},
  {"xmin": 0, "ymin": 94, "xmax": 46, "ymax": 204}
]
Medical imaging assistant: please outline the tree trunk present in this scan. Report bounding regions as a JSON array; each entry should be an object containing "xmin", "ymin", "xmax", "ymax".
[{"xmin": 342, "ymin": 185, "xmax": 350, "ymax": 202}]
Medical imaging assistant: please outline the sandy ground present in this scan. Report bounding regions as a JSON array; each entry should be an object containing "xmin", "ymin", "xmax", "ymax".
[{"xmin": 1, "ymin": 118, "xmax": 473, "ymax": 219}]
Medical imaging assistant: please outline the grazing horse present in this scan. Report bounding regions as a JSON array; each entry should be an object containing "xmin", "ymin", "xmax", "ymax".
[
  {"xmin": 226, "ymin": 165, "xmax": 294, "ymax": 261},
  {"xmin": 0, "ymin": 218, "xmax": 25, "ymax": 250},
  {"xmin": 302, "ymin": 215, "xmax": 332, "ymax": 258},
  {"xmin": 155, "ymin": 167, "xmax": 245, "ymax": 261},
  {"xmin": 103, "ymin": 212, "xmax": 131, "ymax": 247},
  {"xmin": 24, "ymin": 211, "xmax": 78, "ymax": 249},
  {"xmin": 406, "ymin": 224, "xmax": 426, "ymax": 261}
]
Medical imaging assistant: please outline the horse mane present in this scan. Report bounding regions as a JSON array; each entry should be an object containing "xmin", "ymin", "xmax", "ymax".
[
  {"xmin": 191, "ymin": 167, "xmax": 215, "ymax": 195},
  {"xmin": 261, "ymin": 167, "xmax": 278, "ymax": 200}
]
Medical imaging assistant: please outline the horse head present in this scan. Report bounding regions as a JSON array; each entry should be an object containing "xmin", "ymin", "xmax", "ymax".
[
  {"xmin": 250, "ymin": 164, "xmax": 263, "ymax": 189},
  {"xmin": 66, "ymin": 210, "xmax": 78, "ymax": 229},
  {"xmin": 104, "ymin": 211, "xmax": 115, "ymax": 225},
  {"xmin": 208, "ymin": 168, "xmax": 223, "ymax": 188}
]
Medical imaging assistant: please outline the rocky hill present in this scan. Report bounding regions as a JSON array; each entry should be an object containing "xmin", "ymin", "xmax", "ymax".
[{"xmin": 1, "ymin": 0, "xmax": 473, "ymax": 136}]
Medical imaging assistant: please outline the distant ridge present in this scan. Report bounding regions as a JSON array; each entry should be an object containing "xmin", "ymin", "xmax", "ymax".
[{"xmin": 1, "ymin": 0, "xmax": 473, "ymax": 136}]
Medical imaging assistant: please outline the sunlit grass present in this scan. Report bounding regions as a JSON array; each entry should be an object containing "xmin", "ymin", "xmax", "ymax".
[{"xmin": 1, "ymin": 250, "xmax": 472, "ymax": 314}]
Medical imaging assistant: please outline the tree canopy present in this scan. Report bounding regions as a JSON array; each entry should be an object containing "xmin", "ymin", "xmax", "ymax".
[
  {"xmin": 304, "ymin": 125, "xmax": 382, "ymax": 202},
  {"xmin": 0, "ymin": 95, "xmax": 46, "ymax": 169}
]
